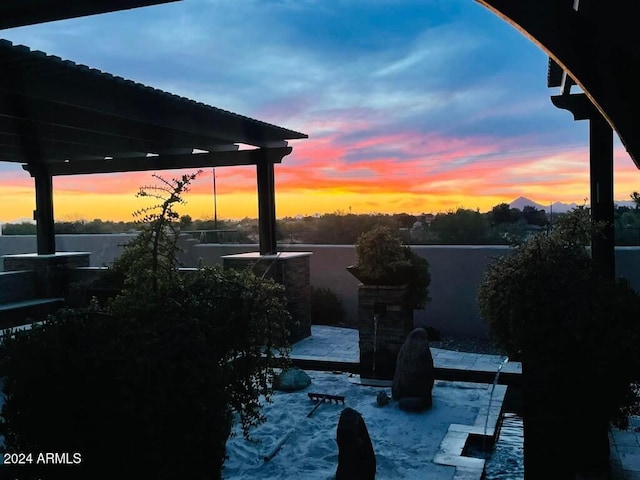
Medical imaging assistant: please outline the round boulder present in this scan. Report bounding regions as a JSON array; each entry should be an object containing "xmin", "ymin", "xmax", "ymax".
[{"xmin": 273, "ymin": 367, "xmax": 312, "ymax": 392}]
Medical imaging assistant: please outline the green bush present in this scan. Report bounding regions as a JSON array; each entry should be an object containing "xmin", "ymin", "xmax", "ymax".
[
  {"xmin": 478, "ymin": 207, "xmax": 640, "ymax": 428},
  {"xmin": 352, "ymin": 226, "xmax": 431, "ymax": 309},
  {"xmin": 0, "ymin": 173, "xmax": 291, "ymax": 479},
  {"xmin": 310, "ymin": 286, "xmax": 345, "ymax": 326}
]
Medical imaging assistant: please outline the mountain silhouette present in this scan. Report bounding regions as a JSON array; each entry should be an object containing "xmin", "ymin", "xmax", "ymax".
[{"xmin": 508, "ymin": 196, "xmax": 577, "ymax": 213}]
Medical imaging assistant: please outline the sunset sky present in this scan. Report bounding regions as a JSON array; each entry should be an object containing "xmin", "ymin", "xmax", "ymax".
[{"xmin": 1, "ymin": 0, "xmax": 639, "ymax": 222}]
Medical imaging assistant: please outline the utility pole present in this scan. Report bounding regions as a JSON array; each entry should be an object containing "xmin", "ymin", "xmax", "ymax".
[{"xmin": 212, "ymin": 168, "xmax": 218, "ymax": 231}]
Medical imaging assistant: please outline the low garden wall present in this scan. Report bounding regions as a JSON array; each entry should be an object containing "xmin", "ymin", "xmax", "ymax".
[
  {"xmin": 187, "ymin": 244, "xmax": 511, "ymax": 338},
  {"xmin": 3, "ymin": 235, "xmax": 640, "ymax": 338}
]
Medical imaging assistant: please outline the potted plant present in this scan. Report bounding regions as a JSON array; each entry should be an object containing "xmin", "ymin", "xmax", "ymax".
[
  {"xmin": 348, "ymin": 225, "xmax": 430, "ymax": 309},
  {"xmin": 477, "ymin": 207, "xmax": 640, "ymax": 479},
  {"xmin": 347, "ymin": 226, "xmax": 431, "ymax": 379}
]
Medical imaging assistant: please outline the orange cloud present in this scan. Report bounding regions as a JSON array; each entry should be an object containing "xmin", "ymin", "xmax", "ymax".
[{"xmin": 1, "ymin": 136, "xmax": 639, "ymax": 223}]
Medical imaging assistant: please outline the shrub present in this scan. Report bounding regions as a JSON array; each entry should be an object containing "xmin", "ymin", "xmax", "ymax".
[
  {"xmin": 0, "ymin": 172, "xmax": 291, "ymax": 479},
  {"xmin": 477, "ymin": 207, "xmax": 640, "ymax": 428},
  {"xmin": 310, "ymin": 286, "xmax": 345, "ymax": 326},
  {"xmin": 351, "ymin": 226, "xmax": 431, "ymax": 309}
]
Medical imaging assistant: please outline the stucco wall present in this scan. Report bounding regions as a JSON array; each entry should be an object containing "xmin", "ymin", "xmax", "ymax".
[
  {"xmin": 2, "ymin": 235, "xmax": 640, "ymax": 339},
  {"xmin": 0, "ymin": 234, "xmax": 136, "ymax": 268},
  {"xmin": 188, "ymin": 243, "xmax": 511, "ymax": 338}
]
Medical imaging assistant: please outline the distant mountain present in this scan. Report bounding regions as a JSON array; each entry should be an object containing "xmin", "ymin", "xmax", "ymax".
[
  {"xmin": 509, "ymin": 196, "xmax": 639, "ymax": 213},
  {"xmin": 508, "ymin": 196, "xmax": 577, "ymax": 213},
  {"xmin": 509, "ymin": 196, "xmax": 545, "ymax": 211},
  {"xmin": 615, "ymin": 200, "xmax": 637, "ymax": 209}
]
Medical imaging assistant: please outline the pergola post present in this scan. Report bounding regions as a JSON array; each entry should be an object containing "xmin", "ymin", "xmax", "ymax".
[
  {"xmin": 589, "ymin": 114, "xmax": 615, "ymax": 279},
  {"xmin": 551, "ymin": 93, "xmax": 616, "ymax": 279},
  {"xmin": 256, "ymin": 156, "xmax": 277, "ymax": 256},
  {"xmin": 32, "ymin": 164, "xmax": 56, "ymax": 255}
]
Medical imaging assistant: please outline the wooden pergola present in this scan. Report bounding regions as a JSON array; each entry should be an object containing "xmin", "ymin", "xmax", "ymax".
[
  {"xmin": 0, "ymin": 39, "xmax": 306, "ymax": 256},
  {"xmin": 0, "ymin": 0, "xmax": 307, "ymax": 257}
]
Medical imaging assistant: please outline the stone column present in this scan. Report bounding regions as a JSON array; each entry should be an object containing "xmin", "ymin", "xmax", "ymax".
[
  {"xmin": 222, "ymin": 252, "xmax": 312, "ymax": 343},
  {"xmin": 357, "ymin": 284, "xmax": 413, "ymax": 380}
]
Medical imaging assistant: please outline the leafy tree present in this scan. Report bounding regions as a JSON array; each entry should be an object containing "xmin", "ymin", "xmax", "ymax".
[
  {"xmin": 1, "ymin": 222, "xmax": 36, "ymax": 235},
  {"xmin": 179, "ymin": 214, "xmax": 193, "ymax": 229},
  {"xmin": 489, "ymin": 203, "xmax": 520, "ymax": 225},
  {"xmin": 112, "ymin": 172, "xmax": 199, "ymax": 293},
  {"xmin": 395, "ymin": 213, "xmax": 417, "ymax": 229},
  {"xmin": 430, "ymin": 208, "xmax": 490, "ymax": 244},
  {"xmin": 298, "ymin": 212, "xmax": 396, "ymax": 244},
  {"xmin": 521, "ymin": 205, "xmax": 548, "ymax": 227},
  {"xmin": 615, "ymin": 205, "xmax": 640, "ymax": 245}
]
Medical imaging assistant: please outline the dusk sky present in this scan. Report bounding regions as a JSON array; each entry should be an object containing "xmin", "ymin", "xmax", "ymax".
[{"xmin": 1, "ymin": 0, "xmax": 639, "ymax": 222}]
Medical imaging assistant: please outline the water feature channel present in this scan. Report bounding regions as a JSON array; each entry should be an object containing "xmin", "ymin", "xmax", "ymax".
[
  {"xmin": 464, "ymin": 354, "xmax": 524, "ymax": 479},
  {"xmin": 483, "ymin": 412, "xmax": 524, "ymax": 479}
]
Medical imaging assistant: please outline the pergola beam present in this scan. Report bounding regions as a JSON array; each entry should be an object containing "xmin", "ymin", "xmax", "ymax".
[
  {"xmin": 0, "ymin": 1, "xmax": 181, "ymax": 30},
  {"xmin": 22, "ymin": 146, "xmax": 291, "ymax": 176}
]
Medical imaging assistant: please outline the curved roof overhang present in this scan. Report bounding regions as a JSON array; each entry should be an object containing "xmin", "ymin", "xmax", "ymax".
[{"xmin": 476, "ymin": 0, "xmax": 640, "ymax": 168}]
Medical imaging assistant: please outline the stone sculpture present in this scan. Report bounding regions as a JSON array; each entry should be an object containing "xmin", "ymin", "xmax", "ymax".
[
  {"xmin": 392, "ymin": 327, "xmax": 435, "ymax": 412},
  {"xmin": 335, "ymin": 407, "xmax": 376, "ymax": 480}
]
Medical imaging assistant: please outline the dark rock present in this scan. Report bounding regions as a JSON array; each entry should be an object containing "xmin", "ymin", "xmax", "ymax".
[
  {"xmin": 376, "ymin": 391, "xmax": 390, "ymax": 407},
  {"xmin": 398, "ymin": 397, "xmax": 432, "ymax": 412},
  {"xmin": 273, "ymin": 367, "xmax": 311, "ymax": 392},
  {"xmin": 336, "ymin": 407, "xmax": 376, "ymax": 480},
  {"xmin": 392, "ymin": 327, "xmax": 434, "ymax": 407}
]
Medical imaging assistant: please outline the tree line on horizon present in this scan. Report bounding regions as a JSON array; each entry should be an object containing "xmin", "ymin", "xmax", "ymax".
[{"xmin": 4, "ymin": 194, "xmax": 640, "ymax": 245}]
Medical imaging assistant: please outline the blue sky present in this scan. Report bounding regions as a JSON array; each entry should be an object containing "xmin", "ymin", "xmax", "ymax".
[{"xmin": 0, "ymin": 0, "xmax": 637, "ymax": 221}]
